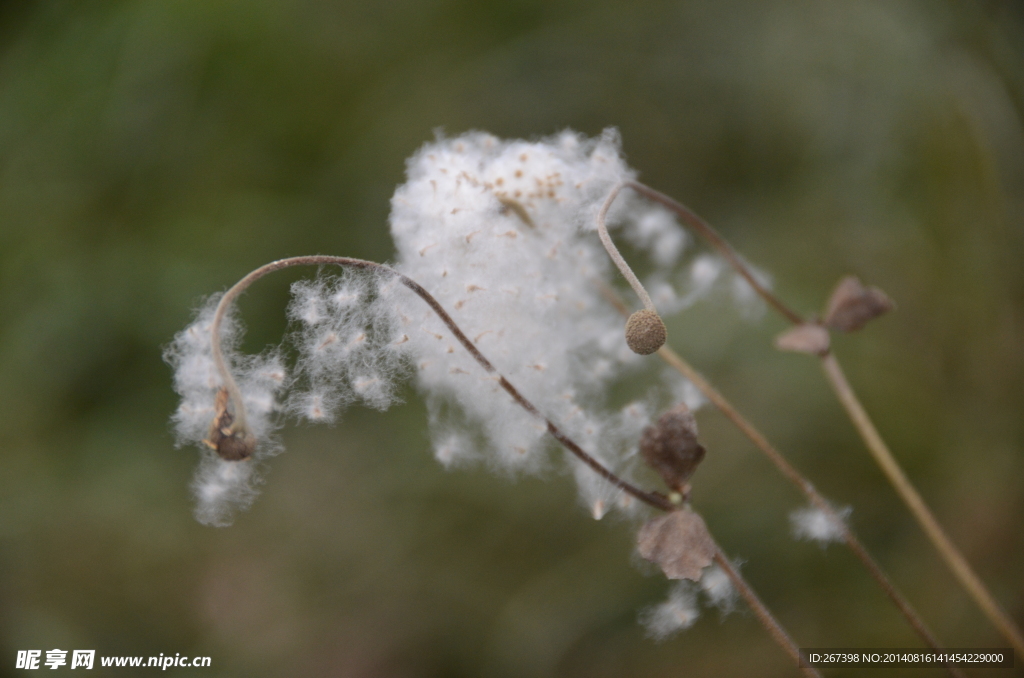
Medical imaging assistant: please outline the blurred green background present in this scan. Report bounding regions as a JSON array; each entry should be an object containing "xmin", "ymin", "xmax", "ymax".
[{"xmin": 1, "ymin": 0, "xmax": 1022, "ymax": 676}]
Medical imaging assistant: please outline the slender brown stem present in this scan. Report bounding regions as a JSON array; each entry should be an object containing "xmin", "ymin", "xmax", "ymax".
[
  {"xmin": 822, "ymin": 353, "xmax": 1024, "ymax": 659},
  {"xmin": 711, "ymin": 549, "xmax": 822, "ymax": 678},
  {"xmin": 209, "ymin": 256, "xmax": 672, "ymax": 512},
  {"xmin": 662, "ymin": 349, "xmax": 967, "ymax": 678},
  {"xmin": 622, "ymin": 182, "xmax": 1023, "ymax": 657},
  {"xmin": 598, "ymin": 282, "xmax": 966, "ymax": 677}
]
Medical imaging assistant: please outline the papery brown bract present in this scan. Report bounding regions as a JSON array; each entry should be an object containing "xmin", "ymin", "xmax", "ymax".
[
  {"xmin": 775, "ymin": 323, "xmax": 831, "ymax": 356},
  {"xmin": 824, "ymin": 276, "xmax": 894, "ymax": 332},
  {"xmin": 637, "ymin": 508, "xmax": 716, "ymax": 581}
]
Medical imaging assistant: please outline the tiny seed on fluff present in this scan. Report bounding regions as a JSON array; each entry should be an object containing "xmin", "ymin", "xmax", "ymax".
[{"xmin": 625, "ymin": 309, "xmax": 667, "ymax": 355}]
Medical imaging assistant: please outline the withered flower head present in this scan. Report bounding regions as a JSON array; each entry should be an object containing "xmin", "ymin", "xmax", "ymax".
[{"xmin": 640, "ymin": 403, "xmax": 705, "ymax": 492}]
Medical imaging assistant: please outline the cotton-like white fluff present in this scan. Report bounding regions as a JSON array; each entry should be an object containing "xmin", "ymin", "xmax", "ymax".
[
  {"xmin": 191, "ymin": 455, "xmax": 260, "ymax": 527},
  {"xmin": 790, "ymin": 504, "xmax": 851, "ymax": 546},
  {"xmin": 386, "ymin": 129, "xmax": 691, "ymax": 511},
  {"xmin": 164, "ymin": 297, "xmax": 288, "ymax": 525},
  {"xmin": 640, "ymin": 563, "xmax": 739, "ymax": 640},
  {"xmin": 640, "ymin": 582, "xmax": 700, "ymax": 641},
  {"xmin": 699, "ymin": 564, "xmax": 738, "ymax": 614},
  {"xmin": 285, "ymin": 270, "xmax": 408, "ymax": 421}
]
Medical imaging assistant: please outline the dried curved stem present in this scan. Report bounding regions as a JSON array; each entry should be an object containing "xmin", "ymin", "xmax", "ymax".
[
  {"xmin": 661, "ymin": 350, "xmax": 968, "ymax": 677},
  {"xmin": 209, "ymin": 256, "xmax": 672, "ymax": 512}
]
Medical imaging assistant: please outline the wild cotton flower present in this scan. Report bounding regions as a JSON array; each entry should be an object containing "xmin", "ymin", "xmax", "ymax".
[
  {"xmin": 163, "ymin": 131, "xmax": 870, "ymax": 670},
  {"xmin": 166, "ymin": 128, "xmax": 727, "ymax": 524}
]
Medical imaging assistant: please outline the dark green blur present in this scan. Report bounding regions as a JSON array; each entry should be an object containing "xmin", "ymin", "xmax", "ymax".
[{"xmin": 1, "ymin": 1, "xmax": 1022, "ymax": 676}]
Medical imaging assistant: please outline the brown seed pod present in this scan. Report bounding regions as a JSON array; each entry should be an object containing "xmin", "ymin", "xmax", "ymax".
[
  {"xmin": 640, "ymin": 403, "xmax": 705, "ymax": 491},
  {"xmin": 625, "ymin": 309, "xmax": 667, "ymax": 355},
  {"xmin": 823, "ymin": 275, "xmax": 894, "ymax": 332},
  {"xmin": 203, "ymin": 388, "xmax": 256, "ymax": 461}
]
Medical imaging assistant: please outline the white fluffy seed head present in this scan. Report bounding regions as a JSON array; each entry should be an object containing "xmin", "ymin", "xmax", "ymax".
[
  {"xmin": 640, "ymin": 561, "xmax": 739, "ymax": 640},
  {"xmin": 285, "ymin": 270, "xmax": 408, "ymax": 422},
  {"xmin": 388, "ymin": 129, "xmax": 695, "ymax": 506},
  {"xmin": 168, "ymin": 129, "xmax": 764, "ymax": 526},
  {"xmin": 191, "ymin": 456, "xmax": 260, "ymax": 527}
]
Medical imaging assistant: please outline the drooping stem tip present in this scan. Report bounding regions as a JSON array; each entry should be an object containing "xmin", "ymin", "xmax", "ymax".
[{"xmin": 596, "ymin": 183, "xmax": 668, "ymax": 355}]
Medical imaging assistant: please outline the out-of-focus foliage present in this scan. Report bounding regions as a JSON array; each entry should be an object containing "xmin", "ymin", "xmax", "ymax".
[{"xmin": 1, "ymin": 1, "xmax": 1022, "ymax": 676}]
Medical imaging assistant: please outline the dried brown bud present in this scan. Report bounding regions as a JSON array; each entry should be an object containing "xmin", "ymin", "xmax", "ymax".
[
  {"xmin": 824, "ymin": 275, "xmax": 894, "ymax": 332},
  {"xmin": 774, "ymin": 323, "xmax": 830, "ymax": 356},
  {"xmin": 203, "ymin": 388, "xmax": 256, "ymax": 461},
  {"xmin": 625, "ymin": 309, "xmax": 667, "ymax": 355},
  {"xmin": 640, "ymin": 404, "xmax": 705, "ymax": 491},
  {"xmin": 637, "ymin": 507, "xmax": 716, "ymax": 581}
]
